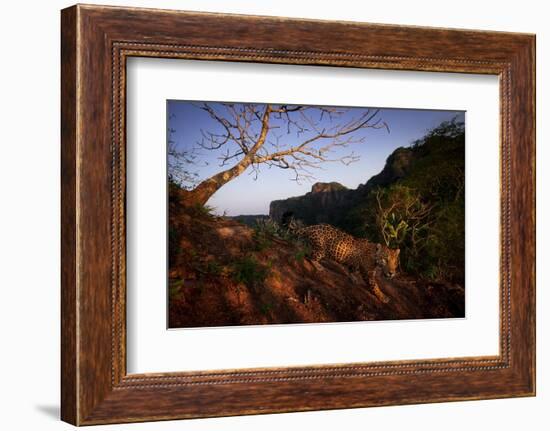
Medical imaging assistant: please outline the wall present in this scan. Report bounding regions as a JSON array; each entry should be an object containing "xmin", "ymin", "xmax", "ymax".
[{"xmin": 0, "ymin": 0, "xmax": 546, "ymax": 429}]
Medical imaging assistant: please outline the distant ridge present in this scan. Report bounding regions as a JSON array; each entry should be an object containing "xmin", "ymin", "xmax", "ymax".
[{"xmin": 228, "ymin": 214, "xmax": 269, "ymax": 227}]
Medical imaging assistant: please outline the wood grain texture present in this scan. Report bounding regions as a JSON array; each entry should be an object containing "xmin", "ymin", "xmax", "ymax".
[{"xmin": 60, "ymin": 4, "xmax": 535, "ymax": 425}]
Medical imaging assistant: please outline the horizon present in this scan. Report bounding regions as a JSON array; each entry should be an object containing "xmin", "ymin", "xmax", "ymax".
[{"xmin": 168, "ymin": 100, "xmax": 465, "ymax": 216}]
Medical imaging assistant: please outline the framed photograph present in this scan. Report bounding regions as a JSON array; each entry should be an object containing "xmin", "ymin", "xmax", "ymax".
[{"xmin": 61, "ymin": 4, "xmax": 535, "ymax": 425}]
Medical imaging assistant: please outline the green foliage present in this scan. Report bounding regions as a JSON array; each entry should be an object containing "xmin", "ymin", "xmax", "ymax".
[
  {"xmin": 252, "ymin": 217, "xmax": 304, "ymax": 251},
  {"xmin": 254, "ymin": 217, "xmax": 281, "ymax": 236},
  {"xmin": 255, "ymin": 217, "xmax": 295, "ymax": 240},
  {"xmin": 189, "ymin": 203, "xmax": 215, "ymax": 219},
  {"xmin": 231, "ymin": 255, "xmax": 270, "ymax": 288},
  {"xmin": 251, "ymin": 218, "xmax": 277, "ymax": 251},
  {"xmin": 348, "ymin": 118, "xmax": 465, "ymax": 282},
  {"xmin": 294, "ymin": 249, "xmax": 307, "ymax": 263},
  {"xmin": 369, "ymin": 185, "xmax": 436, "ymax": 276},
  {"xmin": 253, "ymin": 231, "xmax": 273, "ymax": 252}
]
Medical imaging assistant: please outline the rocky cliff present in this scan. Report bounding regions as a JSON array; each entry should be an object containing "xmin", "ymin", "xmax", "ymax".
[
  {"xmin": 269, "ymin": 147, "xmax": 416, "ymax": 226},
  {"xmin": 269, "ymin": 181, "xmax": 352, "ymax": 226}
]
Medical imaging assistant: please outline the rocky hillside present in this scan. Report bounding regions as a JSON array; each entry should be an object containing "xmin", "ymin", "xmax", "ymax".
[{"xmin": 168, "ymin": 199, "xmax": 464, "ymax": 328}]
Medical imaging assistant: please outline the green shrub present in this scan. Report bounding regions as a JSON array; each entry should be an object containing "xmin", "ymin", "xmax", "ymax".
[
  {"xmin": 231, "ymin": 255, "xmax": 270, "ymax": 288},
  {"xmin": 252, "ymin": 231, "xmax": 273, "ymax": 252},
  {"xmin": 190, "ymin": 203, "xmax": 215, "ymax": 218},
  {"xmin": 254, "ymin": 218, "xmax": 280, "ymax": 236},
  {"xmin": 253, "ymin": 217, "xmax": 304, "ymax": 244}
]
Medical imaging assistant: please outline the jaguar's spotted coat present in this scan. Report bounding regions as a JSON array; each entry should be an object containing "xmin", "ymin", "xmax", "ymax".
[{"xmin": 296, "ymin": 224, "xmax": 400, "ymax": 303}]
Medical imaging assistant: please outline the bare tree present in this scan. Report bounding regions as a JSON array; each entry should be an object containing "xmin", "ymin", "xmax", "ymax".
[{"xmin": 174, "ymin": 103, "xmax": 388, "ymax": 206}]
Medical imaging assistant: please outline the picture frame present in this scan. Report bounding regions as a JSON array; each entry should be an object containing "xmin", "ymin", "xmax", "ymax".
[{"xmin": 61, "ymin": 4, "xmax": 535, "ymax": 425}]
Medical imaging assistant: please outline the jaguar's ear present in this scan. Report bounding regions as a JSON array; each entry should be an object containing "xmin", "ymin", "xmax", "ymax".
[
  {"xmin": 376, "ymin": 243, "xmax": 382, "ymax": 252},
  {"xmin": 396, "ymin": 248, "xmax": 400, "ymax": 255}
]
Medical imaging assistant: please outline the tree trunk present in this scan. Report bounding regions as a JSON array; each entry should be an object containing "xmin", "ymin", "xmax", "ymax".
[{"xmin": 179, "ymin": 160, "xmax": 252, "ymax": 207}]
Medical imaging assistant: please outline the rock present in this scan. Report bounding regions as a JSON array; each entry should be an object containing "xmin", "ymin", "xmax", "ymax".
[
  {"xmin": 311, "ymin": 182, "xmax": 348, "ymax": 194},
  {"xmin": 269, "ymin": 182, "xmax": 351, "ymax": 225}
]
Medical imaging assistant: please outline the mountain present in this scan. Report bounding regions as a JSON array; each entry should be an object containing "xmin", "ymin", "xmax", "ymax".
[
  {"xmin": 268, "ymin": 147, "xmax": 417, "ymax": 227},
  {"xmin": 269, "ymin": 181, "xmax": 352, "ymax": 226},
  {"xmin": 359, "ymin": 147, "xmax": 415, "ymax": 190}
]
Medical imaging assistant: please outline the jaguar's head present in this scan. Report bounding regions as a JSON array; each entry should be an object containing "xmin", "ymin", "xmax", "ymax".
[{"xmin": 376, "ymin": 243, "xmax": 400, "ymax": 279}]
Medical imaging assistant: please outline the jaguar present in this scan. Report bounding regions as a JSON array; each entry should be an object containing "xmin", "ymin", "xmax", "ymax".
[{"xmin": 295, "ymin": 223, "xmax": 400, "ymax": 303}]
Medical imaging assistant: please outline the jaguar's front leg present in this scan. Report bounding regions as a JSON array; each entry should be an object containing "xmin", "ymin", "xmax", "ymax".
[
  {"xmin": 368, "ymin": 269, "xmax": 390, "ymax": 303},
  {"xmin": 309, "ymin": 248, "xmax": 326, "ymax": 272}
]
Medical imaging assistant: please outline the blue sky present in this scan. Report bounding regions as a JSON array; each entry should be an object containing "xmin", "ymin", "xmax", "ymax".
[{"xmin": 168, "ymin": 100, "xmax": 464, "ymax": 216}]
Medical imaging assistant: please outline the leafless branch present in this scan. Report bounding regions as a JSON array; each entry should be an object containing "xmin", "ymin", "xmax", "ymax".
[{"xmin": 171, "ymin": 102, "xmax": 388, "ymax": 189}]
